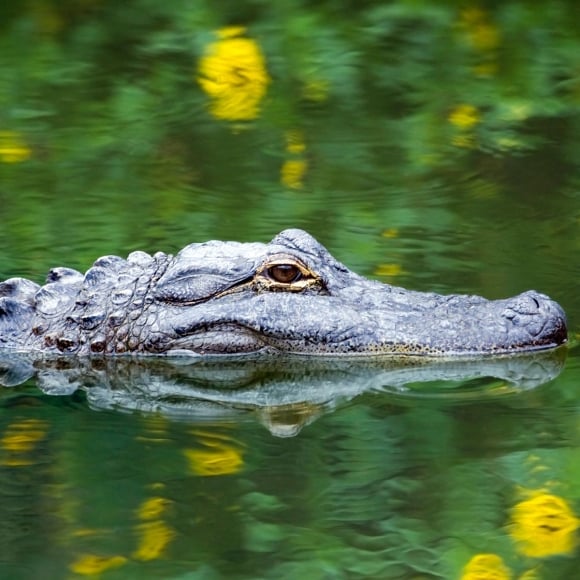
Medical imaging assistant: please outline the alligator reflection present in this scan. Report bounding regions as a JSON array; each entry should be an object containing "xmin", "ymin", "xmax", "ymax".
[{"xmin": 0, "ymin": 349, "xmax": 566, "ymax": 437}]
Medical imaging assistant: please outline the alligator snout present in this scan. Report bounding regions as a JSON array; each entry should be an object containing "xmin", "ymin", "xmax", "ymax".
[{"xmin": 501, "ymin": 290, "xmax": 567, "ymax": 349}]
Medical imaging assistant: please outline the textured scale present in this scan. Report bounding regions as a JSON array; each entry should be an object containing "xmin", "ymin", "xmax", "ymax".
[{"xmin": 0, "ymin": 229, "xmax": 568, "ymax": 357}]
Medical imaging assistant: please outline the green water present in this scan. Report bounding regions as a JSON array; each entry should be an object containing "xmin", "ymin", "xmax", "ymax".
[{"xmin": 2, "ymin": 1, "xmax": 580, "ymax": 578}]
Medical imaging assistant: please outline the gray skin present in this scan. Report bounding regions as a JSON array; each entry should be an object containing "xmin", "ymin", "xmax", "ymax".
[{"xmin": 0, "ymin": 229, "xmax": 568, "ymax": 357}]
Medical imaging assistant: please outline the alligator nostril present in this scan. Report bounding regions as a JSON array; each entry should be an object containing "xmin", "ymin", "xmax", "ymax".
[{"xmin": 505, "ymin": 292, "xmax": 546, "ymax": 316}]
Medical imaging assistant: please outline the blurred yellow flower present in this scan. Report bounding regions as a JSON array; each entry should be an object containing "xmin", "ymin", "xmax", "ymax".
[
  {"xmin": 472, "ymin": 62, "xmax": 497, "ymax": 77},
  {"xmin": 509, "ymin": 492, "xmax": 579, "ymax": 558},
  {"xmin": 460, "ymin": 8, "xmax": 501, "ymax": 52},
  {"xmin": 198, "ymin": 26, "xmax": 270, "ymax": 121},
  {"xmin": 381, "ymin": 228, "xmax": 399, "ymax": 239},
  {"xmin": 303, "ymin": 78, "xmax": 329, "ymax": 102},
  {"xmin": 449, "ymin": 104, "xmax": 480, "ymax": 129},
  {"xmin": 0, "ymin": 131, "xmax": 32, "ymax": 163},
  {"xmin": 281, "ymin": 160, "xmax": 308, "ymax": 189},
  {"xmin": 281, "ymin": 130, "xmax": 308, "ymax": 189},
  {"xmin": 452, "ymin": 134, "xmax": 476, "ymax": 149},
  {"xmin": 69, "ymin": 554, "xmax": 127, "ymax": 575},
  {"xmin": 285, "ymin": 129, "xmax": 306, "ymax": 154},
  {"xmin": 460, "ymin": 553, "xmax": 512, "ymax": 580},
  {"xmin": 375, "ymin": 263, "xmax": 403, "ymax": 278}
]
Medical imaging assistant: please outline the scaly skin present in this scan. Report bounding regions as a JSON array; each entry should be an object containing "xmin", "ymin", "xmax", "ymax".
[{"xmin": 0, "ymin": 229, "xmax": 568, "ymax": 356}]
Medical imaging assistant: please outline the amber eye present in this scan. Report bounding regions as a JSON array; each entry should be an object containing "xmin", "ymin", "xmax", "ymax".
[{"xmin": 267, "ymin": 264, "xmax": 303, "ymax": 284}]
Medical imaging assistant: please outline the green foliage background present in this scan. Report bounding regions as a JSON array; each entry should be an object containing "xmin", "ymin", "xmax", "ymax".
[{"xmin": 1, "ymin": 0, "xmax": 579, "ymax": 305}]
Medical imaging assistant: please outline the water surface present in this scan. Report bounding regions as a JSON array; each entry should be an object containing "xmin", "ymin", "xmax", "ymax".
[{"xmin": 2, "ymin": 2, "xmax": 580, "ymax": 578}]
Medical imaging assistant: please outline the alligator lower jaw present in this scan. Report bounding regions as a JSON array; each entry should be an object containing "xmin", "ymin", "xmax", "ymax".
[
  {"xmin": 163, "ymin": 335, "xmax": 567, "ymax": 358},
  {"xmin": 164, "ymin": 326, "xmax": 274, "ymax": 356}
]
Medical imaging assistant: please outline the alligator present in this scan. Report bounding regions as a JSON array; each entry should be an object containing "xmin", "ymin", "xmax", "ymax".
[{"xmin": 0, "ymin": 229, "xmax": 567, "ymax": 357}]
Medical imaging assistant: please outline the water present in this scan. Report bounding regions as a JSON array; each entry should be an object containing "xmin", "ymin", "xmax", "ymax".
[{"xmin": 2, "ymin": 2, "xmax": 580, "ymax": 578}]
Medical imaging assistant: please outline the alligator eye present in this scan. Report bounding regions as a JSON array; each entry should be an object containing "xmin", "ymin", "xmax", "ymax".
[{"xmin": 267, "ymin": 264, "xmax": 303, "ymax": 284}]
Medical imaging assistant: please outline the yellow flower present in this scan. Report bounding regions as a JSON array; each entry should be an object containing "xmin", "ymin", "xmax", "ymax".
[
  {"xmin": 197, "ymin": 26, "xmax": 270, "ymax": 121},
  {"xmin": 460, "ymin": 553, "xmax": 512, "ymax": 580},
  {"xmin": 509, "ymin": 492, "xmax": 580, "ymax": 558},
  {"xmin": 449, "ymin": 104, "xmax": 480, "ymax": 129},
  {"xmin": 69, "ymin": 554, "xmax": 127, "ymax": 575},
  {"xmin": 0, "ymin": 131, "xmax": 32, "ymax": 163}
]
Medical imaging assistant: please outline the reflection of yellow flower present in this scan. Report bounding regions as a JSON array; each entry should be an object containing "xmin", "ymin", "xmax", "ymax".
[
  {"xmin": 1, "ymin": 419, "xmax": 47, "ymax": 466},
  {"xmin": 0, "ymin": 131, "xmax": 32, "ymax": 163},
  {"xmin": 132, "ymin": 495, "xmax": 175, "ymax": 561},
  {"xmin": 509, "ymin": 492, "xmax": 580, "ymax": 558},
  {"xmin": 449, "ymin": 104, "xmax": 480, "ymax": 129},
  {"xmin": 136, "ymin": 496, "xmax": 172, "ymax": 521},
  {"xmin": 1, "ymin": 419, "xmax": 47, "ymax": 452},
  {"xmin": 460, "ymin": 553, "xmax": 512, "ymax": 580},
  {"xmin": 197, "ymin": 26, "xmax": 270, "ymax": 121},
  {"xmin": 184, "ymin": 442, "xmax": 244, "ymax": 476},
  {"xmin": 184, "ymin": 432, "xmax": 244, "ymax": 476},
  {"xmin": 133, "ymin": 521, "xmax": 175, "ymax": 561},
  {"xmin": 69, "ymin": 554, "xmax": 127, "ymax": 575}
]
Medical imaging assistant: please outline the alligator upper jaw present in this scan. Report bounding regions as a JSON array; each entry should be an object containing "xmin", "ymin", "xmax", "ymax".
[
  {"xmin": 354, "ymin": 289, "xmax": 569, "ymax": 357},
  {"xmin": 158, "ymin": 288, "xmax": 568, "ymax": 358}
]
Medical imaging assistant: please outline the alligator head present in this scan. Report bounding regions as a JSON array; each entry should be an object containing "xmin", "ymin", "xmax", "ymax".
[{"xmin": 0, "ymin": 229, "xmax": 568, "ymax": 356}]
